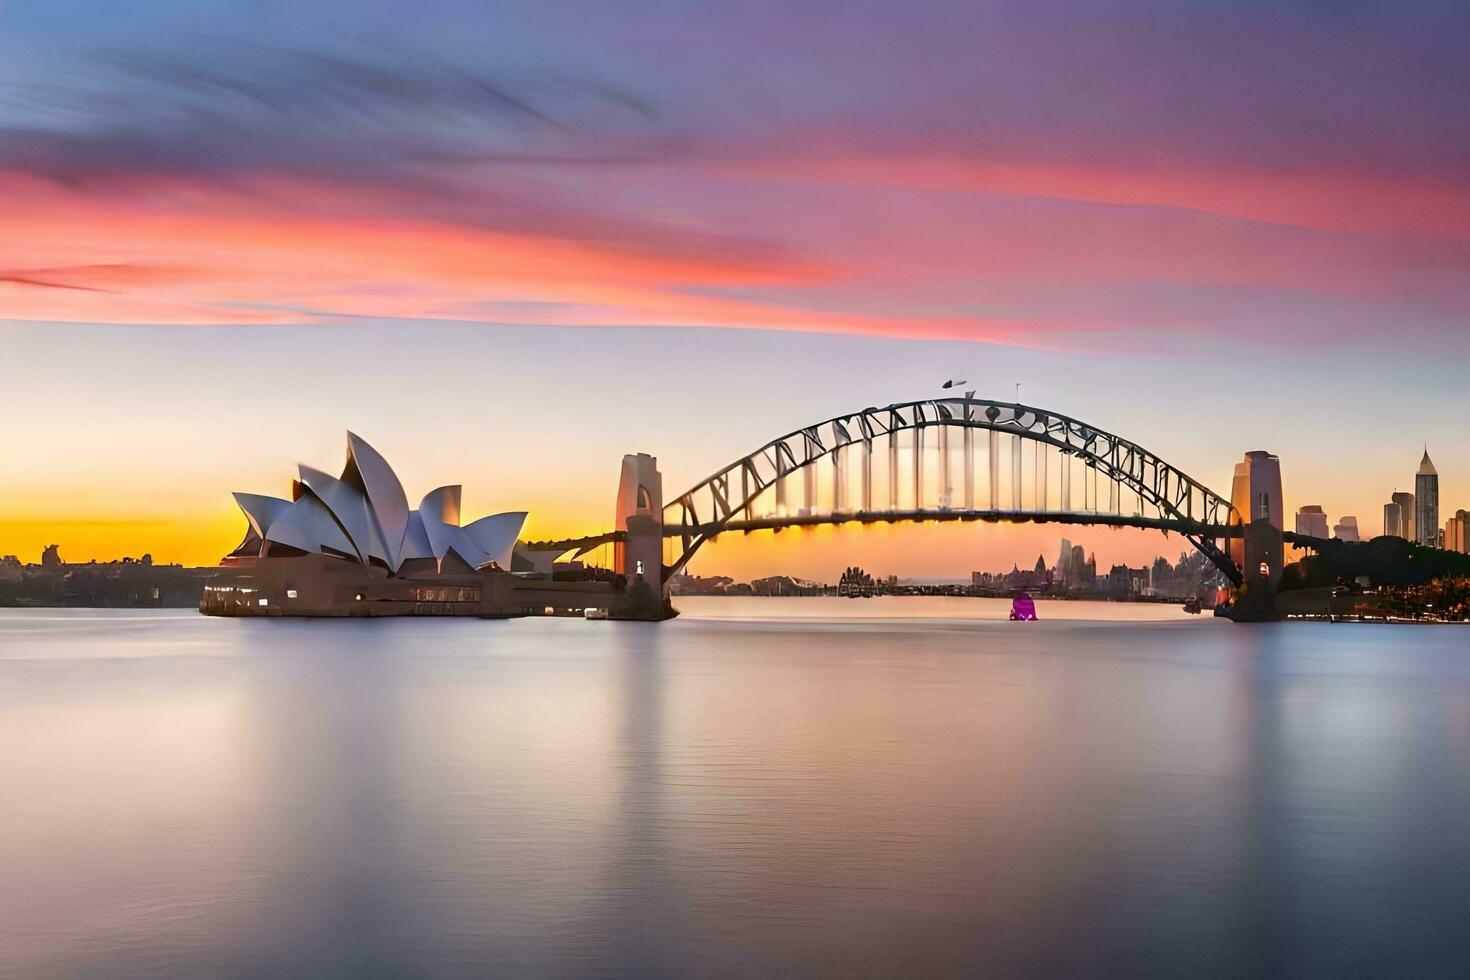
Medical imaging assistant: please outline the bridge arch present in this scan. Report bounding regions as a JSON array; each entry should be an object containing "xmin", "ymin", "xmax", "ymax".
[{"xmin": 662, "ymin": 396, "xmax": 1243, "ymax": 585}]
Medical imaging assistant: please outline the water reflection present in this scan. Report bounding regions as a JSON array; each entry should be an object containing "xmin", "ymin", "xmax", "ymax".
[{"xmin": 4, "ymin": 608, "xmax": 1470, "ymax": 976}]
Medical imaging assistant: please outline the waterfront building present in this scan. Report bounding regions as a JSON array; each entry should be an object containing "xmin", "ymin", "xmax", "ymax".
[
  {"xmin": 1104, "ymin": 564, "xmax": 1151, "ymax": 597},
  {"xmin": 1393, "ymin": 491, "xmax": 1416, "ymax": 542},
  {"xmin": 838, "ymin": 566, "xmax": 876, "ymax": 597},
  {"xmin": 226, "ymin": 432, "xmax": 524, "ymax": 574},
  {"xmin": 1295, "ymin": 505, "xmax": 1329, "ymax": 538},
  {"xmin": 200, "ymin": 432, "xmax": 587, "ymax": 618},
  {"xmin": 1416, "ymin": 451, "xmax": 1439, "ymax": 547},
  {"xmin": 1229, "ymin": 451, "xmax": 1283, "ymax": 567},
  {"xmin": 1332, "ymin": 516, "xmax": 1360, "ymax": 542},
  {"xmin": 1057, "ymin": 538, "xmax": 1073, "ymax": 584},
  {"xmin": 751, "ymin": 575, "xmax": 824, "ymax": 597}
]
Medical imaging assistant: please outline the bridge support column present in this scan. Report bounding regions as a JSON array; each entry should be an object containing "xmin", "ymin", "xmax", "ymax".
[
  {"xmin": 1229, "ymin": 451, "xmax": 1284, "ymax": 622},
  {"xmin": 1233, "ymin": 522, "xmax": 1284, "ymax": 621},
  {"xmin": 614, "ymin": 454, "xmax": 671, "ymax": 618}
]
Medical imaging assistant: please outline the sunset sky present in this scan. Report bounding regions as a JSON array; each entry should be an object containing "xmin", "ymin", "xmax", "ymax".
[{"xmin": 2, "ymin": 1, "xmax": 1468, "ymax": 579}]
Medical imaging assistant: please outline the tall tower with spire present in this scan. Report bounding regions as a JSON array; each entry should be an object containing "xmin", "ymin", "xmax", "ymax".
[{"xmin": 1415, "ymin": 449, "xmax": 1439, "ymax": 547}]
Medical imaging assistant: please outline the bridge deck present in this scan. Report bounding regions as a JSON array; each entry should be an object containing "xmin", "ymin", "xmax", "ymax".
[
  {"xmin": 523, "ymin": 508, "xmax": 1238, "ymax": 558},
  {"xmin": 673, "ymin": 508, "xmax": 1234, "ymax": 539}
]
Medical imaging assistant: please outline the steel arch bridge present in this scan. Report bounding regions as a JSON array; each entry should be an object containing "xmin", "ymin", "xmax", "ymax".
[{"xmin": 531, "ymin": 396, "xmax": 1247, "ymax": 586}]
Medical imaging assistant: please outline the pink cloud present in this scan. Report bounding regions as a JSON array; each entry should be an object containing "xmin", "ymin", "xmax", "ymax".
[{"xmin": 5, "ymin": 148, "xmax": 1469, "ymax": 355}]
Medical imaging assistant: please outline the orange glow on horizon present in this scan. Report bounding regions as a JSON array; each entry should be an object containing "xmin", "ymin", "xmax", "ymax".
[
  {"xmin": 1, "ymin": 506, "xmax": 1192, "ymax": 585},
  {"xmin": 2, "ymin": 513, "xmax": 243, "ymax": 569}
]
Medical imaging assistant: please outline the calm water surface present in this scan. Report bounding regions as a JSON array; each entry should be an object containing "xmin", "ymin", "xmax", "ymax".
[{"xmin": 4, "ymin": 600, "xmax": 1470, "ymax": 977}]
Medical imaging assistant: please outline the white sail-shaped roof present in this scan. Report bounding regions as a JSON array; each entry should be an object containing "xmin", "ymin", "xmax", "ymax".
[
  {"xmin": 401, "ymin": 512, "xmax": 433, "ymax": 561},
  {"xmin": 233, "ymin": 493, "xmax": 294, "ymax": 539},
  {"xmin": 346, "ymin": 432, "xmax": 410, "ymax": 571},
  {"xmin": 263, "ymin": 494, "xmax": 356, "ymax": 557},
  {"xmin": 298, "ymin": 464, "xmax": 388, "ymax": 567},
  {"xmin": 228, "ymin": 434, "xmax": 528, "ymax": 579},
  {"xmin": 462, "ymin": 512, "xmax": 527, "ymax": 571},
  {"xmin": 419, "ymin": 486, "xmax": 462, "ymax": 563},
  {"xmin": 446, "ymin": 529, "xmax": 488, "ymax": 571}
]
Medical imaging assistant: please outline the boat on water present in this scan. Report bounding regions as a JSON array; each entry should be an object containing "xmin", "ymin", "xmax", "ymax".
[{"xmin": 1009, "ymin": 593, "xmax": 1038, "ymax": 621}]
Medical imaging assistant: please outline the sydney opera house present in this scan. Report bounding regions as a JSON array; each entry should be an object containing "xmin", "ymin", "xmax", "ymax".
[{"xmin": 201, "ymin": 433, "xmax": 613, "ymax": 617}]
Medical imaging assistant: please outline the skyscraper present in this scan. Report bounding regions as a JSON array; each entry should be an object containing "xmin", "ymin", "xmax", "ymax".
[
  {"xmin": 1392, "ymin": 491, "xmax": 1415, "ymax": 541},
  {"xmin": 1332, "ymin": 516, "xmax": 1360, "ymax": 542},
  {"xmin": 1057, "ymin": 538, "xmax": 1073, "ymax": 584},
  {"xmin": 1383, "ymin": 501, "xmax": 1403, "ymax": 538},
  {"xmin": 1416, "ymin": 451, "xmax": 1439, "ymax": 547},
  {"xmin": 1295, "ymin": 505, "xmax": 1329, "ymax": 538}
]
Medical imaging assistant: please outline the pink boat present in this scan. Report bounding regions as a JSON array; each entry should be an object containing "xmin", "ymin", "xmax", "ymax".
[{"xmin": 1009, "ymin": 593, "xmax": 1038, "ymax": 621}]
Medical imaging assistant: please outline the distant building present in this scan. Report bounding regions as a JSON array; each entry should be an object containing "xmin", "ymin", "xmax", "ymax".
[
  {"xmin": 667, "ymin": 573, "xmax": 736, "ymax": 596},
  {"xmin": 1057, "ymin": 538, "xmax": 1073, "ymax": 584},
  {"xmin": 1230, "ymin": 451, "xmax": 1283, "ymax": 567},
  {"xmin": 1383, "ymin": 501, "xmax": 1403, "ymax": 539},
  {"xmin": 1392, "ymin": 491, "xmax": 1416, "ymax": 542},
  {"xmin": 1416, "ymin": 451, "xmax": 1439, "ymax": 548},
  {"xmin": 1295, "ymin": 505, "xmax": 1329, "ymax": 538},
  {"xmin": 837, "ymin": 566, "xmax": 875, "ymax": 597},
  {"xmin": 751, "ymin": 575, "xmax": 824, "ymax": 596},
  {"xmin": 1445, "ymin": 515, "xmax": 1466, "ymax": 555},
  {"xmin": 1332, "ymin": 516, "xmax": 1360, "ymax": 543},
  {"xmin": 1104, "ymin": 564, "xmax": 1151, "ymax": 597}
]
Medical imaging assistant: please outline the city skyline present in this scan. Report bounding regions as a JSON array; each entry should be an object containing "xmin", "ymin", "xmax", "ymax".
[
  {"xmin": 3, "ymin": 2, "xmax": 1468, "ymax": 579},
  {"xmin": 1, "ymin": 320, "xmax": 1464, "ymax": 578},
  {"xmin": 5, "ymin": 403, "xmax": 1460, "ymax": 580},
  {"xmin": 1296, "ymin": 447, "xmax": 1469, "ymax": 555},
  {"xmin": 8, "ymin": 7, "xmax": 1470, "ymax": 976}
]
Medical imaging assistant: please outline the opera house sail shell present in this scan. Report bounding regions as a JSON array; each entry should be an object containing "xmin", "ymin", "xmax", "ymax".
[
  {"xmin": 226, "ymin": 432, "xmax": 526, "ymax": 576},
  {"xmin": 204, "ymin": 433, "xmax": 638, "ymax": 620}
]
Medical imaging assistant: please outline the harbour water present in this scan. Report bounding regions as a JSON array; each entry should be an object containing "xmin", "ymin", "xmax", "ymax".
[{"xmin": 4, "ymin": 601, "xmax": 1470, "ymax": 977}]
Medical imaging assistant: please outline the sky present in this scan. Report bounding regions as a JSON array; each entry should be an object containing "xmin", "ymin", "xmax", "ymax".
[{"xmin": 1, "ymin": 1, "xmax": 1467, "ymax": 579}]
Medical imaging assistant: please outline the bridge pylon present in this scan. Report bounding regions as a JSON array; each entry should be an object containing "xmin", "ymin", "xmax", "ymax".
[
  {"xmin": 1234, "ymin": 522, "xmax": 1284, "ymax": 619},
  {"xmin": 1229, "ymin": 451, "xmax": 1284, "ymax": 620},
  {"xmin": 614, "ymin": 453, "xmax": 666, "ymax": 597}
]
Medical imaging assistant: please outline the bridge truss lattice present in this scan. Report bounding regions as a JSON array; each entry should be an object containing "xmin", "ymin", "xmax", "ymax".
[{"xmin": 661, "ymin": 397, "xmax": 1244, "ymax": 584}]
